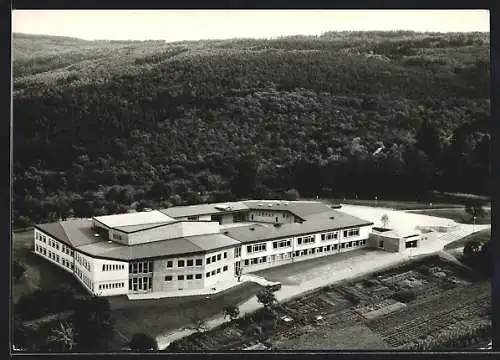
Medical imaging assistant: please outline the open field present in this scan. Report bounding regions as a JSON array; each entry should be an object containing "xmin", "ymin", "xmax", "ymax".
[
  {"xmin": 410, "ymin": 208, "xmax": 491, "ymax": 225},
  {"xmin": 444, "ymin": 228, "xmax": 491, "ymax": 250},
  {"xmin": 167, "ymin": 256, "xmax": 491, "ymax": 351},
  {"xmin": 320, "ymin": 198, "xmax": 464, "ymax": 210}
]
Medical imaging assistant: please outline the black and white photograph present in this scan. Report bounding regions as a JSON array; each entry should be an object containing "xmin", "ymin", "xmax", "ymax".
[{"xmin": 11, "ymin": 9, "xmax": 492, "ymax": 353}]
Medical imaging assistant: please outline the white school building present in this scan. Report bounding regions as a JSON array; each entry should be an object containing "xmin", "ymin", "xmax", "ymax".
[{"xmin": 33, "ymin": 200, "xmax": 381, "ymax": 297}]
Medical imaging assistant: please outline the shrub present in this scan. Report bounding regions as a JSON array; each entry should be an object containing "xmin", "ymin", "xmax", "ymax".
[{"xmin": 392, "ymin": 289, "xmax": 417, "ymax": 303}]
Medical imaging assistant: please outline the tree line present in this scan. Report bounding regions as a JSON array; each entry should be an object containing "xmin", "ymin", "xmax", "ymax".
[{"xmin": 13, "ymin": 32, "xmax": 490, "ymax": 227}]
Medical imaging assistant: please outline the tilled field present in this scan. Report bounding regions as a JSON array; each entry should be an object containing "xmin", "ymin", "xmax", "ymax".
[{"xmin": 167, "ymin": 256, "xmax": 491, "ymax": 351}]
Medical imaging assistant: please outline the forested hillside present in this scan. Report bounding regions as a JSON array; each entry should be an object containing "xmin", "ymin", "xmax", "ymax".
[{"xmin": 13, "ymin": 31, "xmax": 491, "ymax": 226}]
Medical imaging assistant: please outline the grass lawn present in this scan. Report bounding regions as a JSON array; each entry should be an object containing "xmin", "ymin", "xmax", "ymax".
[
  {"xmin": 12, "ymin": 231, "xmax": 84, "ymax": 303},
  {"xmin": 444, "ymin": 228, "xmax": 491, "ymax": 251},
  {"xmin": 415, "ymin": 208, "xmax": 491, "ymax": 225},
  {"xmin": 319, "ymin": 198, "xmax": 464, "ymax": 210},
  {"xmin": 109, "ymin": 282, "xmax": 264, "ymax": 346}
]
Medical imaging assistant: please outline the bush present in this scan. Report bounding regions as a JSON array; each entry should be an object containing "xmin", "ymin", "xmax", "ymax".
[
  {"xmin": 15, "ymin": 288, "xmax": 76, "ymax": 320},
  {"xmin": 392, "ymin": 289, "xmax": 417, "ymax": 303}
]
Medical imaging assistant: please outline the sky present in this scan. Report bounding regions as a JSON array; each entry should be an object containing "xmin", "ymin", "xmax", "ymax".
[{"xmin": 12, "ymin": 10, "xmax": 490, "ymax": 42}]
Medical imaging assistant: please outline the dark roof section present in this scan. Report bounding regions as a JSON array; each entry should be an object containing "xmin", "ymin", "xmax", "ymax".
[
  {"xmin": 35, "ymin": 219, "xmax": 240, "ymax": 261},
  {"xmin": 160, "ymin": 202, "xmax": 249, "ymax": 218},
  {"xmin": 242, "ymin": 200, "xmax": 335, "ymax": 220},
  {"xmin": 35, "ymin": 222, "xmax": 71, "ymax": 246},
  {"xmin": 224, "ymin": 210, "xmax": 373, "ymax": 244}
]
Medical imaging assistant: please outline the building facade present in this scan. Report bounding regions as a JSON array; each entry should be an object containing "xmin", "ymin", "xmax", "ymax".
[{"xmin": 33, "ymin": 200, "xmax": 375, "ymax": 297}]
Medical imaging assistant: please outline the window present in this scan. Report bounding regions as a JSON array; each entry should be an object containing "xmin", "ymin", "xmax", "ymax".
[
  {"xmin": 167, "ymin": 261, "xmax": 173, "ymax": 268},
  {"xmin": 187, "ymin": 259, "xmax": 193, "ymax": 267},
  {"xmin": 333, "ymin": 244, "xmax": 338, "ymax": 250},
  {"xmin": 321, "ymin": 234, "xmax": 326, "ymax": 241},
  {"xmin": 207, "ymin": 257, "xmax": 211, "ymax": 264},
  {"xmin": 224, "ymin": 252, "xmax": 227, "ymax": 259},
  {"xmin": 234, "ymin": 248, "xmax": 241, "ymax": 258},
  {"xmin": 318, "ymin": 247, "xmax": 323, "ymax": 252},
  {"xmin": 217, "ymin": 254, "xmax": 221, "ymax": 261},
  {"xmin": 196, "ymin": 259, "xmax": 203, "ymax": 266},
  {"xmin": 223, "ymin": 265, "xmax": 228, "ymax": 271},
  {"xmin": 195, "ymin": 274, "xmax": 202, "ymax": 279},
  {"xmin": 187, "ymin": 274, "xmax": 193, "ymax": 280},
  {"xmin": 178, "ymin": 260, "xmax": 185, "ymax": 267},
  {"xmin": 211, "ymin": 270, "xmax": 216, "ymax": 275},
  {"xmin": 343, "ymin": 230, "xmax": 348, "ymax": 237},
  {"xmin": 379, "ymin": 240, "xmax": 384, "ymax": 248},
  {"xmin": 187, "ymin": 215, "xmax": 199, "ymax": 220},
  {"xmin": 355, "ymin": 241, "xmax": 360, "ymax": 246},
  {"xmin": 212, "ymin": 256, "xmax": 216, "ymax": 262},
  {"xmin": 178, "ymin": 275, "xmax": 184, "ymax": 280},
  {"xmin": 248, "ymin": 243, "xmax": 266, "ymax": 253},
  {"xmin": 217, "ymin": 268, "xmax": 221, "ymax": 274},
  {"xmin": 244, "ymin": 259, "xmax": 249, "ymax": 266},
  {"xmin": 165, "ymin": 276, "xmax": 173, "ymax": 281},
  {"xmin": 206, "ymin": 272, "xmax": 210, "ymax": 277},
  {"xmin": 297, "ymin": 237, "xmax": 302, "ymax": 245},
  {"xmin": 273, "ymin": 239, "xmax": 291, "ymax": 249}
]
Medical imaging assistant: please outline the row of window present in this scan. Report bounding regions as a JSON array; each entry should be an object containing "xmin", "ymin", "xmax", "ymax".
[
  {"xmin": 247, "ymin": 243, "xmax": 266, "ymax": 253},
  {"xmin": 344, "ymin": 228, "xmax": 360, "ymax": 237},
  {"xmin": 253, "ymin": 211, "xmax": 289, "ymax": 218},
  {"xmin": 130, "ymin": 261, "xmax": 153, "ymax": 274},
  {"xmin": 206, "ymin": 265, "xmax": 229, "ymax": 278},
  {"xmin": 61, "ymin": 258, "xmax": 74, "ymax": 270},
  {"xmin": 75, "ymin": 267, "xmax": 93, "ymax": 291},
  {"xmin": 165, "ymin": 273, "xmax": 203, "ymax": 281},
  {"xmin": 206, "ymin": 252, "xmax": 228, "ymax": 265},
  {"xmin": 297, "ymin": 235, "xmax": 315, "ymax": 245},
  {"xmin": 36, "ymin": 232, "xmax": 47, "ymax": 243},
  {"xmin": 243, "ymin": 240, "xmax": 368, "ymax": 266},
  {"xmin": 129, "ymin": 276, "xmax": 152, "ymax": 291},
  {"xmin": 48, "ymin": 238, "xmax": 60, "ymax": 251},
  {"xmin": 102, "ymin": 263, "xmax": 126, "ymax": 271},
  {"xmin": 234, "ymin": 247, "xmax": 241, "ymax": 258},
  {"xmin": 273, "ymin": 239, "xmax": 292, "ymax": 249},
  {"xmin": 61, "ymin": 244, "xmax": 73, "ymax": 256},
  {"xmin": 166, "ymin": 258, "xmax": 203, "ymax": 268},
  {"xmin": 112, "ymin": 233, "xmax": 124, "ymax": 241},
  {"xmin": 98, "ymin": 282, "xmax": 125, "ymax": 290},
  {"xmin": 321, "ymin": 232, "xmax": 338, "ymax": 241},
  {"xmin": 75, "ymin": 252, "xmax": 91, "ymax": 272}
]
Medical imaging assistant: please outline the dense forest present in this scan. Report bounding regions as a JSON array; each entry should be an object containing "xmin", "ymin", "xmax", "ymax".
[{"xmin": 13, "ymin": 31, "xmax": 491, "ymax": 226}]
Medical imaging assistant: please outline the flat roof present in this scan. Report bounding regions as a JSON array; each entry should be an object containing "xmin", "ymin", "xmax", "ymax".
[
  {"xmin": 93, "ymin": 210, "xmax": 175, "ymax": 228},
  {"xmin": 224, "ymin": 210, "xmax": 373, "ymax": 244}
]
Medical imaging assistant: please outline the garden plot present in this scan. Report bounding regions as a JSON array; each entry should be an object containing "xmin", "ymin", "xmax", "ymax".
[{"xmin": 167, "ymin": 256, "xmax": 490, "ymax": 351}]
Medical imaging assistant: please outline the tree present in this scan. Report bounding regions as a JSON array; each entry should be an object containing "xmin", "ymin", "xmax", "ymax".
[
  {"xmin": 223, "ymin": 305, "xmax": 240, "ymax": 321},
  {"xmin": 129, "ymin": 333, "xmax": 158, "ymax": 351},
  {"xmin": 256, "ymin": 288, "xmax": 278, "ymax": 309},
  {"xmin": 13, "ymin": 259, "xmax": 26, "ymax": 281},
  {"xmin": 415, "ymin": 119, "xmax": 442, "ymax": 166},
  {"xmin": 381, "ymin": 214, "xmax": 389, "ymax": 229},
  {"xmin": 284, "ymin": 188, "xmax": 300, "ymax": 201},
  {"xmin": 72, "ymin": 296, "xmax": 113, "ymax": 351},
  {"xmin": 465, "ymin": 202, "xmax": 485, "ymax": 220},
  {"xmin": 46, "ymin": 321, "xmax": 77, "ymax": 352},
  {"xmin": 463, "ymin": 240, "xmax": 482, "ymax": 262}
]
